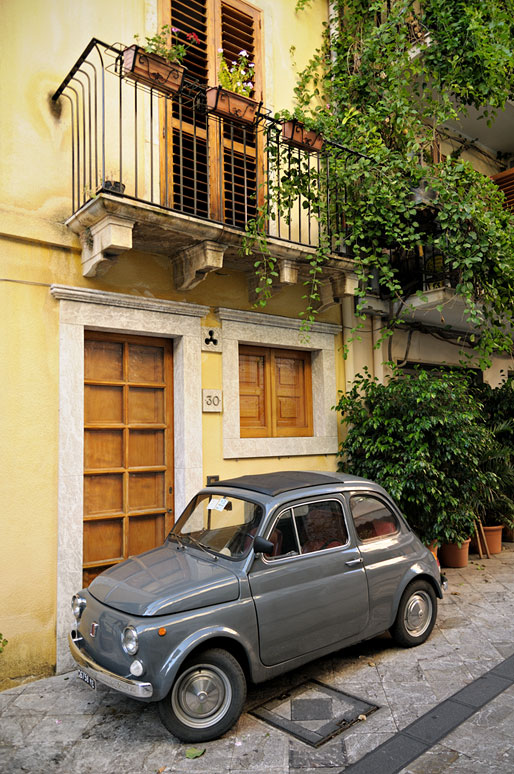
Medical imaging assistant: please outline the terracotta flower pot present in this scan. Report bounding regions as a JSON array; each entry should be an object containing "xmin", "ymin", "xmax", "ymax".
[
  {"xmin": 206, "ymin": 87, "xmax": 259, "ymax": 125},
  {"xmin": 483, "ymin": 525, "xmax": 503, "ymax": 555},
  {"xmin": 282, "ymin": 120, "xmax": 323, "ymax": 152},
  {"xmin": 123, "ymin": 45, "xmax": 186, "ymax": 95},
  {"xmin": 439, "ymin": 538, "xmax": 471, "ymax": 568}
]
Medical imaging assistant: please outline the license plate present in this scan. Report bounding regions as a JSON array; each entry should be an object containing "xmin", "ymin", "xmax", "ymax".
[{"xmin": 77, "ymin": 669, "xmax": 96, "ymax": 690}]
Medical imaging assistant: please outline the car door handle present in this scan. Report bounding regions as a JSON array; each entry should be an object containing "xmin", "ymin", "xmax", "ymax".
[{"xmin": 345, "ymin": 558, "xmax": 363, "ymax": 566}]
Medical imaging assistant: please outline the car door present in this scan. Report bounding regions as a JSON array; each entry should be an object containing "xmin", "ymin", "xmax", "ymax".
[
  {"xmin": 248, "ymin": 498, "xmax": 369, "ymax": 666},
  {"xmin": 345, "ymin": 491, "xmax": 417, "ymax": 631}
]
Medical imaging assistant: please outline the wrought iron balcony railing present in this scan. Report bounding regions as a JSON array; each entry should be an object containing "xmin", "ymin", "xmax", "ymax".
[
  {"xmin": 52, "ymin": 39, "xmax": 351, "ymax": 255},
  {"xmin": 378, "ymin": 244, "xmax": 459, "ymax": 300}
]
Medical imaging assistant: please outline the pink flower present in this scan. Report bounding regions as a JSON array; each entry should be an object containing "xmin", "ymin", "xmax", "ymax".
[
  {"xmin": 171, "ymin": 27, "xmax": 179, "ymax": 33},
  {"xmin": 218, "ymin": 47, "xmax": 224, "ymax": 53}
]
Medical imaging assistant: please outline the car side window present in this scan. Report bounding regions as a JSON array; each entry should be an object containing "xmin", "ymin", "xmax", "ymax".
[
  {"xmin": 350, "ymin": 494, "xmax": 399, "ymax": 542},
  {"xmin": 265, "ymin": 509, "xmax": 300, "ymax": 559},
  {"xmin": 295, "ymin": 500, "xmax": 348, "ymax": 554}
]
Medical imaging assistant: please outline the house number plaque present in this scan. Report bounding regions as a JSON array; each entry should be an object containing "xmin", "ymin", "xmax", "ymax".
[{"xmin": 202, "ymin": 389, "xmax": 223, "ymax": 412}]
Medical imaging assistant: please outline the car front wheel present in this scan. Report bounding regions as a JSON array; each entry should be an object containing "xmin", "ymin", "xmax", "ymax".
[
  {"xmin": 158, "ymin": 648, "xmax": 246, "ymax": 742},
  {"xmin": 390, "ymin": 579, "xmax": 437, "ymax": 647}
]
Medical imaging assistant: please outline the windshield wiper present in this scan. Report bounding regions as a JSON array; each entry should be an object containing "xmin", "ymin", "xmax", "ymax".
[
  {"xmin": 168, "ymin": 531, "xmax": 186, "ymax": 550},
  {"xmin": 183, "ymin": 533, "xmax": 216, "ymax": 560}
]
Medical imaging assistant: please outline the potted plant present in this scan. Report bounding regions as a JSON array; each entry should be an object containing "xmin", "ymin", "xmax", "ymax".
[
  {"xmin": 123, "ymin": 25, "xmax": 199, "ymax": 96},
  {"xmin": 206, "ymin": 49, "xmax": 260, "ymax": 125},
  {"xmin": 281, "ymin": 112, "xmax": 323, "ymax": 153},
  {"xmin": 334, "ymin": 367, "xmax": 487, "ymax": 570},
  {"xmin": 473, "ymin": 421, "xmax": 514, "ymax": 554}
]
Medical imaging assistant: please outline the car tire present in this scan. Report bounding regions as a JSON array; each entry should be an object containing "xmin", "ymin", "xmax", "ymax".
[
  {"xmin": 158, "ymin": 648, "xmax": 247, "ymax": 742},
  {"xmin": 390, "ymin": 579, "xmax": 437, "ymax": 648}
]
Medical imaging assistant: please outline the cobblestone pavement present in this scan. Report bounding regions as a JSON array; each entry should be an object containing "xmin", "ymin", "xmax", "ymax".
[{"xmin": 1, "ymin": 546, "xmax": 514, "ymax": 774}]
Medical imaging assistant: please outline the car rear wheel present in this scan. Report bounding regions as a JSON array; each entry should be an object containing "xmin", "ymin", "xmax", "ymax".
[
  {"xmin": 158, "ymin": 648, "xmax": 246, "ymax": 742},
  {"xmin": 390, "ymin": 579, "xmax": 437, "ymax": 647}
]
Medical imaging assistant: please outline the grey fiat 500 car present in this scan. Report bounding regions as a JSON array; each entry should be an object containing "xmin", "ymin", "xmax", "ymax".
[{"xmin": 69, "ymin": 471, "xmax": 446, "ymax": 742}]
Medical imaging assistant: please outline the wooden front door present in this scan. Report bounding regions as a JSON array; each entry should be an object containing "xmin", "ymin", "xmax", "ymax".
[{"xmin": 83, "ymin": 332, "xmax": 174, "ymax": 586}]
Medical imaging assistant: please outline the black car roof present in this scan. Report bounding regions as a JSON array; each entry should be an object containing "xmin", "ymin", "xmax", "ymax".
[{"xmin": 206, "ymin": 471, "xmax": 368, "ymax": 497}]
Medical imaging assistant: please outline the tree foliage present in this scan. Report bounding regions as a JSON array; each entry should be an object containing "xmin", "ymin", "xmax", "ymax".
[
  {"xmin": 246, "ymin": 0, "xmax": 514, "ymax": 364},
  {"xmin": 335, "ymin": 368, "xmax": 513, "ymax": 543}
]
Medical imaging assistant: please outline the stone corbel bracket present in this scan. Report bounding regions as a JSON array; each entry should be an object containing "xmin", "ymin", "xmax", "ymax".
[
  {"xmin": 247, "ymin": 258, "xmax": 300, "ymax": 304},
  {"xmin": 317, "ymin": 273, "xmax": 360, "ymax": 311},
  {"xmin": 172, "ymin": 241, "xmax": 227, "ymax": 291},
  {"xmin": 79, "ymin": 215, "xmax": 135, "ymax": 277}
]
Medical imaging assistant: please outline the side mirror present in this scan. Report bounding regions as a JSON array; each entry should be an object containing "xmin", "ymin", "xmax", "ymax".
[{"xmin": 253, "ymin": 536, "xmax": 275, "ymax": 555}]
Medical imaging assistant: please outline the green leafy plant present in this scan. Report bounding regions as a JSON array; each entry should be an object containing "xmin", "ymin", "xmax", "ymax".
[
  {"xmin": 133, "ymin": 25, "xmax": 199, "ymax": 64},
  {"xmin": 334, "ymin": 367, "xmax": 501, "ymax": 545},
  {"xmin": 473, "ymin": 422, "xmax": 514, "ymax": 528},
  {"xmin": 217, "ymin": 49, "xmax": 255, "ymax": 96},
  {"xmin": 244, "ymin": 0, "xmax": 514, "ymax": 364},
  {"xmin": 0, "ymin": 633, "xmax": 7, "ymax": 655}
]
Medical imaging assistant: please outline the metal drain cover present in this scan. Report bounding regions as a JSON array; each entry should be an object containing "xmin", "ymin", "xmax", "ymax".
[{"xmin": 249, "ymin": 679, "xmax": 378, "ymax": 747}]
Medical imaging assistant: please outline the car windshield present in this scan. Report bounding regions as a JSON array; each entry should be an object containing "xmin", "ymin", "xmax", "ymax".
[{"xmin": 168, "ymin": 493, "xmax": 264, "ymax": 559}]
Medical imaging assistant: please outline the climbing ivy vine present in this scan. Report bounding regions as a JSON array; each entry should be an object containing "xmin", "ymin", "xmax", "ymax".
[{"xmin": 244, "ymin": 0, "xmax": 514, "ymax": 366}]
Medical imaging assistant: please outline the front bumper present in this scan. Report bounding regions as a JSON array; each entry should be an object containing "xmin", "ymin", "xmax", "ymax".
[
  {"xmin": 440, "ymin": 573, "xmax": 448, "ymax": 592},
  {"xmin": 69, "ymin": 630, "xmax": 153, "ymax": 699}
]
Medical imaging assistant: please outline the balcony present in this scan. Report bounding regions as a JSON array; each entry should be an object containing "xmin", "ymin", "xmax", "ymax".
[
  {"xmin": 52, "ymin": 40, "xmax": 356, "ymax": 301},
  {"xmin": 362, "ymin": 244, "xmax": 477, "ymax": 330}
]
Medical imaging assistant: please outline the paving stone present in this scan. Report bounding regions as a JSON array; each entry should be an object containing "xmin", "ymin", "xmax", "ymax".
[
  {"xmin": 342, "ymin": 733, "xmax": 428, "ymax": 774},
  {"xmin": 402, "ymin": 699, "xmax": 475, "ymax": 745},
  {"xmin": 396, "ymin": 744, "xmax": 460, "ymax": 773},
  {"xmin": 289, "ymin": 735, "xmax": 347, "ymax": 769}
]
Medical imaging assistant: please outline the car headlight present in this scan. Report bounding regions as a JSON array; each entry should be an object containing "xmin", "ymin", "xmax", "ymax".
[
  {"xmin": 71, "ymin": 595, "xmax": 86, "ymax": 621},
  {"xmin": 122, "ymin": 626, "xmax": 139, "ymax": 655}
]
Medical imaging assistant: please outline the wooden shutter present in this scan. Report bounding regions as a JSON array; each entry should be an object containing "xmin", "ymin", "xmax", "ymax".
[
  {"xmin": 272, "ymin": 350, "xmax": 313, "ymax": 437},
  {"xmin": 162, "ymin": 0, "xmax": 263, "ymax": 223},
  {"xmin": 239, "ymin": 346, "xmax": 313, "ymax": 438},
  {"xmin": 239, "ymin": 345, "xmax": 271, "ymax": 437},
  {"xmin": 83, "ymin": 333, "xmax": 173, "ymax": 586},
  {"xmin": 219, "ymin": 0, "xmax": 262, "ymax": 225},
  {"xmin": 492, "ymin": 168, "xmax": 514, "ymax": 214}
]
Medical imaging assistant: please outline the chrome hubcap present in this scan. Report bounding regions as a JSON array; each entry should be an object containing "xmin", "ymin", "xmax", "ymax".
[
  {"xmin": 404, "ymin": 591, "xmax": 432, "ymax": 637},
  {"xmin": 172, "ymin": 664, "xmax": 232, "ymax": 728}
]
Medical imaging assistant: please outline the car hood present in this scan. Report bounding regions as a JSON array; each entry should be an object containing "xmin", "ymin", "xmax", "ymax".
[{"xmin": 88, "ymin": 543, "xmax": 240, "ymax": 617}]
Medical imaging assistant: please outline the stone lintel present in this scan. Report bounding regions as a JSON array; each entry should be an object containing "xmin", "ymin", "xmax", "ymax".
[{"xmin": 172, "ymin": 241, "xmax": 227, "ymax": 291}]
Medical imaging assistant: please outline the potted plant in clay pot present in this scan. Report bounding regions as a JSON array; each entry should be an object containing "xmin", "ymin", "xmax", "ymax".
[
  {"xmin": 123, "ymin": 25, "xmax": 199, "ymax": 96},
  {"xmin": 436, "ymin": 520, "xmax": 475, "ymax": 569},
  {"xmin": 206, "ymin": 49, "xmax": 260, "ymax": 125},
  {"xmin": 281, "ymin": 111, "xmax": 324, "ymax": 153},
  {"xmin": 472, "ymin": 422, "xmax": 514, "ymax": 555}
]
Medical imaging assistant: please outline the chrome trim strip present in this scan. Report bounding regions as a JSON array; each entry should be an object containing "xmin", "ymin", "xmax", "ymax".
[{"xmin": 68, "ymin": 632, "xmax": 153, "ymax": 699}]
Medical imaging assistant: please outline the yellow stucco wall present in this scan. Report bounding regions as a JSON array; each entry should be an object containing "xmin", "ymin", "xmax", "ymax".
[{"xmin": 0, "ymin": 0, "xmax": 338, "ymax": 687}]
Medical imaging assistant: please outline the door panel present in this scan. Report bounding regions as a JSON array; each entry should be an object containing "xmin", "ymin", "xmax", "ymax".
[
  {"xmin": 83, "ymin": 333, "xmax": 173, "ymax": 586},
  {"xmin": 249, "ymin": 499, "xmax": 369, "ymax": 666},
  {"xmin": 347, "ymin": 492, "xmax": 414, "ymax": 631}
]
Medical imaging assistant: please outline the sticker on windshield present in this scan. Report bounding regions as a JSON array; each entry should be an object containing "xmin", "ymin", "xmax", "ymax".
[{"xmin": 208, "ymin": 497, "xmax": 229, "ymax": 511}]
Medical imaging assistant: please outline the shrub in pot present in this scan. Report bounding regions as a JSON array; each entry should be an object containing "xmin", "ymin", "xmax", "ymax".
[
  {"xmin": 335, "ymin": 367, "xmax": 487, "ymax": 555},
  {"xmin": 471, "ymin": 420, "xmax": 514, "ymax": 554}
]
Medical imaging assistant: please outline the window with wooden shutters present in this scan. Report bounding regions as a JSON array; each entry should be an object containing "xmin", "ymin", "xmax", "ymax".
[
  {"xmin": 161, "ymin": 0, "xmax": 263, "ymax": 224},
  {"xmin": 239, "ymin": 345, "xmax": 313, "ymax": 438}
]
